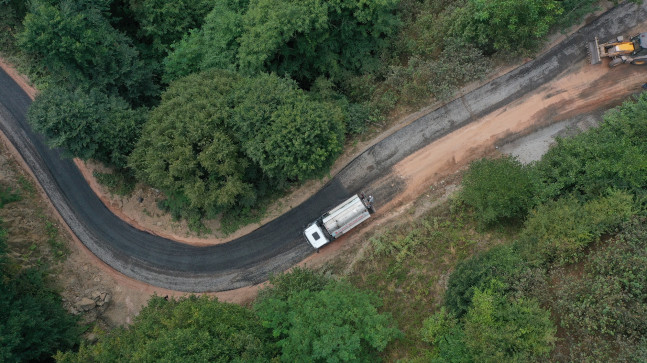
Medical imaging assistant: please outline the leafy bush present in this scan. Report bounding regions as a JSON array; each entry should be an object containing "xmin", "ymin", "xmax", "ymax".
[
  {"xmin": 460, "ymin": 156, "xmax": 536, "ymax": 227},
  {"xmin": 449, "ymin": 0, "xmax": 562, "ymax": 55},
  {"xmin": 555, "ymin": 0, "xmax": 599, "ymax": 28},
  {"xmin": 552, "ymin": 218, "xmax": 647, "ymax": 361},
  {"xmin": 255, "ymin": 269, "xmax": 401, "ymax": 362},
  {"xmin": 518, "ymin": 191, "xmax": 634, "ymax": 265},
  {"xmin": 424, "ymin": 281, "xmax": 556, "ymax": 362},
  {"xmin": 156, "ymin": 191, "xmax": 207, "ymax": 233},
  {"xmin": 536, "ymin": 92, "xmax": 647, "ymax": 203},
  {"xmin": 28, "ymin": 85, "xmax": 147, "ymax": 169},
  {"xmin": 257, "ymin": 266, "xmax": 329, "ymax": 302},
  {"xmin": 0, "ymin": 186, "xmax": 21, "ymax": 207},
  {"xmin": 444, "ymin": 244, "xmax": 526, "ymax": 317},
  {"xmin": 557, "ymin": 218, "xmax": 647, "ymax": 337},
  {"xmin": 420, "ymin": 307, "xmax": 471, "ymax": 361},
  {"xmin": 56, "ymin": 295, "xmax": 274, "ymax": 362},
  {"xmin": 386, "ymin": 39, "xmax": 490, "ymax": 105},
  {"xmin": 462, "ymin": 281, "xmax": 556, "ymax": 362}
]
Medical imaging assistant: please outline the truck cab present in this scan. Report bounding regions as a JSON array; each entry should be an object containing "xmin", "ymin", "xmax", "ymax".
[{"xmin": 304, "ymin": 221, "xmax": 330, "ymax": 249}]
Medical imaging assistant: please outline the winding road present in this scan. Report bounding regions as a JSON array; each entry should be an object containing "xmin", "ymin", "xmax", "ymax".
[{"xmin": 0, "ymin": 3, "xmax": 645, "ymax": 292}]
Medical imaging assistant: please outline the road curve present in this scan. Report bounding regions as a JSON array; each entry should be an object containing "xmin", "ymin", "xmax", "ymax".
[{"xmin": 0, "ymin": 3, "xmax": 645, "ymax": 292}]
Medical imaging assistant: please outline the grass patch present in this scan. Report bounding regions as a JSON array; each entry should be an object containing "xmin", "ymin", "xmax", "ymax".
[
  {"xmin": 17, "ymin": 174, "xmax": 36, "ymax": 198},
  {"xmin": 42, "ymin": 218, "xmax": 68, "ymax": 260},
  {"xmin": 0, "ymin": 185, "xmax": 21, "ymax": 207},
  {"xmin": 348, "ymin": 201, "xmax": 513, "ymax": 360}
]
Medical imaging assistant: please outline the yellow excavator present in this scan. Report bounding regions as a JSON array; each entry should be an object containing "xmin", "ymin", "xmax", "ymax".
[{"xmin": 589, "ymin": 32, "xmax": 647, "ymax": 67}]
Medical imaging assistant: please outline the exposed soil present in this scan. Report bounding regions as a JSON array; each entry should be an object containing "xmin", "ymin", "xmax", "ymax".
[{"xmin": 0, "ymin": 17, "xmax": 645, "ymax": 327}]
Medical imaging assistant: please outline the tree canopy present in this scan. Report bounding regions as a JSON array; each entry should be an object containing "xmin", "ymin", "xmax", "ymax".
[
  {"xmin": 231, "ymin": 73, "xmax": 346, "ymax": 182},
  {"xmin": 129, "ymin": 70, "xmax": 255, "ymax": 216},
  {"xmin": 164, "ymin": 0, "xmax": 400, "ymax": 86},
  {"xmin": 28, "ymin": 85, "xmax": 146, "ymax": 168},
  {"xmin": 130, "ymin": 70, "xmax": 346, "ymax": 217},
  {"xmin": 19, "ymin": 0, "xmax": 156, "ymax": 104},
  {"xmin": 56, "ymin": 295, "xmax": 273, "ymax": 362},
  {"xmin": 163, "ymin": 0, "xmax": 248, "ymax": 82},
  {"xmin": 255, "ymin": 269, "xmax": 401, "ymax": 362},
  {"xmin": 450, "ymin": 0, "xmax": 562, "ymax": 54},
  {"xmin": 128, "ymin": 0, "xmax": 215, "ymax": 58}
]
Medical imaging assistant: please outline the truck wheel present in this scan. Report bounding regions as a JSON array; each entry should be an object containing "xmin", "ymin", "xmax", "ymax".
[
  {"xmin": 609, "ymin": 58, "xmax": 623, "ymax": 68},
  {"xmin": 631, "ymin": 60, "xmax": 647, "ymax": 65}
]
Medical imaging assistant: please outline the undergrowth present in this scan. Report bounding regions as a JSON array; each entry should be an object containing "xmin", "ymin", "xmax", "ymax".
[{"xmin": 349, "ymin": 202, "xmax": 512, "ymax": 360}]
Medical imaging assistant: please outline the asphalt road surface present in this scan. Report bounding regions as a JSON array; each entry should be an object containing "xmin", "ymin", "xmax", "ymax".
[{"xmin": 0, "ymin": 2, "xmax": 645, "ymax": 292}]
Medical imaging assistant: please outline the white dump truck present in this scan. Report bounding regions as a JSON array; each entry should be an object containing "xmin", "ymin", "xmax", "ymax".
[{"xmin": 304, "ymin": 194, "xmax": 374, "ymax": 249}]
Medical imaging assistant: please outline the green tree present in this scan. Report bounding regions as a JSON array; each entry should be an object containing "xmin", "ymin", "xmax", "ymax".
[
  {"xmin": 450, "ymin": 0, "xmax": 562, "ymax": 54},
  {"xmin": 460, "ymin": 156, "xmax": 536, "ymax": 227},
  {"xmin": 56, "ymin": 295, "xmax": 273, "ymax": 362},
  {"xmin": 420, "ymin": 307, "xmax": 472, "ymax": 362},
  {"xmin": 536, "ymin": 92, "xmax": 647, "ymax": 202},
  {"xmin": 132, "ymin": 70, "xmax": 347, "ymax": 221},
  {"xmin": 462, "ymin": 281, "xmax": 556, "ymax": 362},
  {"xmin": 231, "ymin": 73, "xmax": 346, "ymax": 183},
  {"xmin": 163, "ymin": 0, "xmax": 249, "ymax": 82},
  {"xmin": 165, "ymin": 0, "xmax": 400, "ymax": 86},
  {"xmin": 0, "ymin": 0, "xmax": 28, "ymax": 52},
  {"xmin": 28, "ymin": 85, "xmax": 146, "ymax": 168},
  {"xmin": 255, "ymin": 271, "xmax": 401, "ymax": 362},
  {"xmin": 129, "ymin": 70, "xmax": 256, "ymax": 217},
  {"xmin": 19, "ymin": 0, "xmax": 155, "ymax": 104},
  {"xmin": 128, "ymin": 0, "xmax": 214, "ymax": 58},
  {"xmin": 238, "ymin": 0, "xmax": 400, "ymax": 85},
  {"xmin": 444, "ymin": 244, "xmax": 526, "ymax": 317}
]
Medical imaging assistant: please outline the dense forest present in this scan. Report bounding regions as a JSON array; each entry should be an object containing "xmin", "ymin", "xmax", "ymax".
[{"xmin": 2, "ymin": 0, "xmax": 647, "ymax": 362}]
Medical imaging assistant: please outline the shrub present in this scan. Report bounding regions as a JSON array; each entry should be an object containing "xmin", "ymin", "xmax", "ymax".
[
  {"xmin": 462, "ymin": 281, "xmax": 556, "ymax": 362},
  {"xmin": 56, "ymin": 295, "xmax": 273, "ymax": 362},
  {"xmin": 518, "ymin": 191, "xmax": 634, "ymax": 265},
  {"xmin": 255, "ymin": 269, "xmax": 401, "ymax": 362},
  {"xmin": 449, "ymin": 0, "xmax": 562, "ymax": 55},
  {"xmin": 536, "ymin": 92, "xmax": 647, "ymax": 202},
  {"xmin": 257, "ymin": 267, "xmax": 329, "ymax": 302},
  {"xmin": 424, "ymin": 281, "xmax": 556, "ymax": 362},
  {"xmin": 552, "ymin": 218, "xmax": 647, "ymax": 360},
  {"xmin": 93, "ymin": 170, "xmax": 136, "ymax": 196},
  {"xmin": 460, "ymin": 156, "xmax": 536, "ymax": 227},
  {"xmin": 557, "ymin": 217, "xmax": 647, "ymax": 337},
  {"xmin": 445, "ymin": 244, "xmax": 526, "ymax": 317}
]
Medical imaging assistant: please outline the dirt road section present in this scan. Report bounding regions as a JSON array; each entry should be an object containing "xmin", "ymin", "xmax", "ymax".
[{"xmin": 392, "ymin": 58, "xmax": 646, "ymax": 203}]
